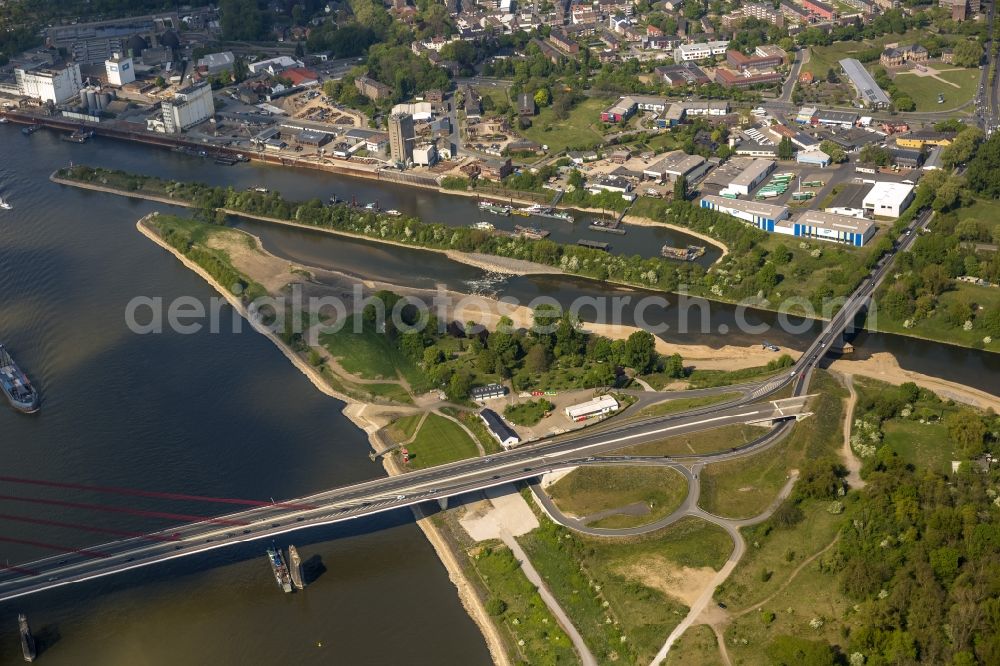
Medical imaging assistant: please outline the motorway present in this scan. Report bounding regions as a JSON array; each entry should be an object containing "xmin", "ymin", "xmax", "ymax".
[{"xmin": 0, "ymin": 208, "xmax": 931, "ymax": 603}]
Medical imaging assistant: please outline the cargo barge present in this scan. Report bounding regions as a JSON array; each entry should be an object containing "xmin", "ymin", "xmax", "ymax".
[
  {"xmin": 62, "ymin": 128, "xmax": 94, "ymax": 143},
  {"xmin": 19, "ymin": 614, "xmax": 35, "ymax": 662},
  {"xmin": 588, "ymin": 218, "xmax": 626, "ymax": 235},
  {"xmin": 578, "ymin": 239, "xmax": 610, "ymax": 251},
  {"xmin": 266, "ymin": 547, "xmax": 293, "ymax": 593},
  {"xmin": 661, "ymin": 244, "xmax": 706, "ymax": 261},
  {"xmin": 288, "ymin": 545, "xmax": 305, "ymax": 590},
  {"xmin": 513, "ymin": 224, "xmax": 549, "ymax": 239},
  {"xmin": 0, "ymin": 345, "xmax": 39, "ymax": 413}
]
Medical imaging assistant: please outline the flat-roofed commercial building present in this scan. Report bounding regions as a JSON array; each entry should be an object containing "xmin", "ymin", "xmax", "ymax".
[
  {"xmin": 673, "ymin": 40, "xmax": 730, "ymax": 62},
  {"xmin": 839, "ymin": 58, "xmax": 891, "ymax": 109},
  {"xmin": 862, "ymin": 181, "xmax": 914, "ymax": 218},
  {"xmin": 728, "ymin": 158, "xmax": 775, "ymax": 195},
  {"xmin": 565, "ymin": 395, "xmax": 619, "ymax": 421},
  {"xmin": 642, "ymin": 150, "xmax": 707, "ymax": 182},
  {"xmin": 781, "ymin": 210, "xmax": 876, "ymax": 246},
  {"xmin": 700, "ymin": 195, "xmax": 790, "ymax": 231}
]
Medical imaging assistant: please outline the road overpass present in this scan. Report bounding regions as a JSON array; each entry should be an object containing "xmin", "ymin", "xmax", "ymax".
[{"xmin": 0, "ymin": 208, "xmax": 931, "ymax": 603}]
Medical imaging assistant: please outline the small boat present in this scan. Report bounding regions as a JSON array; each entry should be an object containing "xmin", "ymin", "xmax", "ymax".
[
  {"xmin": 0, "ymin": 197, "xmax": 11, "ymax": 210},
  {"xmin": 364, "ymin": 201, "xmax": 378, "ymax": 210},
  {"xmin": 511, "ymin": 208, "xmax": 531, "ymax": 216},
  {"xmin": 19, "ymin": 614, "xmax": 35, "ymax": 663},
  {"xmin": 266, "ymin": 547, "xmax": 293, "ymax": 593},
  {"xmin": 248, "ymin": 186, "xmax": 269, "ymax": 193},
  {"xmin": 21, "ymin": 125, "xmax": 38, "ymax": 135},
  {"xmin": 328, "ymin": 194, "xmax": 341, "ymax": 205},
  {"xmin": 478, "ymin": 201, "xmax": 511, "ymax": 216},
  {"xmin": 0, "ymin": 117, "xmax": 8, "ymax": 124},
  {"xmin": 0, "ymin": 345, "xmax": 38, "ymax": 413},
  {"xmin": 470, "ymin": 221, "xmax": 495, "ymax": 231},
  {"xmin": 384, "ymin": 209, "xmax": 402, "ymax": 217}
]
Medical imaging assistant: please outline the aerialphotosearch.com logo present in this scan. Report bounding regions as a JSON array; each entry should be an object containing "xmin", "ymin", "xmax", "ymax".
[{"xmin": 124, "ymin": 283, "xmax": 875, "ymax": 343}]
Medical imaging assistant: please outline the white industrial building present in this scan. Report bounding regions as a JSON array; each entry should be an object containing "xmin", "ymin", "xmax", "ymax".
[
  {"xmin": 565, "ymin": 395, "xmax": 619, "ymax": 421},
  {"xmin": 673, "ymin": 40, "xmax": 729, "ymax": 62},
  {"xmin": 160, "ymin": 81, "xmax": 214, "ymax": 133},
  {"xmin": 779, "ymin": 211, "xmax": 876, "ymax": 247},
  {"xmin": 390, "ymin": 101, "xmax": 434, "ymax": 121},
  {"xmin": 247, "ymin": 55, "xmax": 302, "ymax": 75},
  {"xmin": 700, "ymin": 195, "xmax": 790, "ymax": 231},
  {"xmin": 480, "ymin": 409, "xmax": 520, "ymax": 449},
  {"xmin": 412, "ymin": 142, "xmax": 438, "ymax": 167},
  {"xmin": 104, "ymin": 53, "xmax": 135, "ymax": 87},
  {"xmin": 862, "ymin": 182, "xmax": 914, "ymax": 218},
  {"xmin": 728, "ymin": 158, "xmax": 775, "ymax": 195},
  {"xmin": 15, "ymin": 62, "xmax": 83, "ymax": 104}
]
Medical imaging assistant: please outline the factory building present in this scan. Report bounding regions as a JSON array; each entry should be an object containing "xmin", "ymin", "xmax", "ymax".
[
  {"xmin": 160, "ymin": 81, "xmax": 214, "ymax": 133},
  {"xmin": 700, "ymin": 195, "xmax": 790, "ymax": 231}
]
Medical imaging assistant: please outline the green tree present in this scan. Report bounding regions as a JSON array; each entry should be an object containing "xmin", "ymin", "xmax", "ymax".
[
  {"xmin": 778, "ymin": 136, "xmax": 794, "ymax": 160},
  {"xmin": 624, "ymin": 330, "xmax": 656, "ymax": 373},
  {"xmin": 673, "ymin": 175, "xmax": 687, "ymax": 201},
  {"xmin": 945, "ymin": 408, "xmax": 987, "ymax": 457},
  {"xmin": 220, "ymin": 0, "xmax": 266, "ymax": 41},
  {"xmin": 524, "ymin": 343, "xmax": 550, "ymax": 374},
  {"xmin": 534, "ymin": 87, "xmax": 552, "ymax": 108},
  {"xmin": 952, "ymin": 40, "xmax": 984, "ymax": 68},
  {"xmin": 819, "ymin": 140, "xmax": 846, "ymax": 163}
]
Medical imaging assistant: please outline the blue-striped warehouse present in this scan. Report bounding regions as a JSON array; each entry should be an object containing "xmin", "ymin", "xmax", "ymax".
[{"xmin": 699, "ymin": 195, "xmax": 789, "ymax": 231}]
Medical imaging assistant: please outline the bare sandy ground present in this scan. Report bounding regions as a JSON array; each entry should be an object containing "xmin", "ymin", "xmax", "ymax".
[{"xmin": 616, "ymin": 556, "xmax": 719, "ymax": 607}]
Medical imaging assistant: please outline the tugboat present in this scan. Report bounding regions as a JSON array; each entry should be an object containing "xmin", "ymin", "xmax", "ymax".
[
  {"xmin": 0, "ymin": 196, "xmax": 11, "ymax": 210},
  {"xmin": 266, "ymin": 546, "xmax": 293, "ymax": 593},
  {"xmin": 0, "ymin": 345, "xmax": 39, "ymax": 413},
  {"xmin": 19, "ymin": 614, "xmax": 35, "ymax": 663}
]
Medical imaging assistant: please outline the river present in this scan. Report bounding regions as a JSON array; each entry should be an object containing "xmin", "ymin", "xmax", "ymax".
[
  {"xmin": 0, "ymin": 126, "xmax": 491, "ymax": 664},
  {"xmin": 0, "ymin": 126, "xmax": 996, "ymax": 664}
]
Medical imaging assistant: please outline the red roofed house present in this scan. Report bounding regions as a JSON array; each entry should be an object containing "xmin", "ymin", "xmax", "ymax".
[{"xmin": 283, "ymin": 67, "xmax": 319, "ymax": 87}]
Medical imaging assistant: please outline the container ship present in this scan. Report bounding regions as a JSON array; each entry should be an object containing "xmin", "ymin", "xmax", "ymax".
[
  {"xmin": 19, "ymin": 614, "xmax": 36, "ymax": 663},
  {"xmin": 266, "ymin": 547, "xmax": 293, "ymax": 593},
  {"xmin": 661, "ymin": 245, "xmax": 706, "ymax": 261},
  {"xmin": 478, "ymin": 201, "xmax": 511, "ymax": 216},
  {"xmin": 288, "ymin": 545, "xmax": 305, "ymax": 590},
  {"xmin": 513, "ymin": 225, "xmax": 549, "ymax": 240},
  {"xmin": 0, "ymin": 345, "xmax": 39, "ymax": 413}
]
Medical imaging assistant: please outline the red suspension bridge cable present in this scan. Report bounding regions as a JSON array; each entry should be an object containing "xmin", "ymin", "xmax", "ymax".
[
  {"xmin": 0, "ymin": 562, "xmax": 40, "ymax": 576},
  {"xmin": 0, "ymin": 494, "xmax": 248, "ymax": 527},
  {"xmin": 0, "ymin": 476, "xmax": 316, "ymax": 511},
  {"xmin": 0, "ymin": 513, "xmax": 179, "ymax": 542},
  {"xmin": 0, "ymin": 536, "xmax": 109, "ymax": 559}
]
